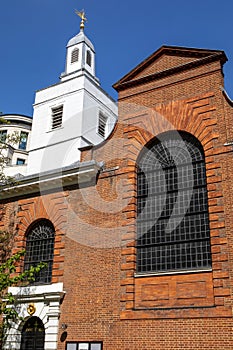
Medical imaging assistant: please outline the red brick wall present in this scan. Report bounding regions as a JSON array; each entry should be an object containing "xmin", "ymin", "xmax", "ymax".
[
  {"xmin": 63, "ymin": 50, "xmax": 233, "ymax": 348},
  {"xmin": 2, "ymin": 48, "xmax": 233, "ymax": 349},
  {"xmin": 0, "ymin": 193, "xmax": 67, "ymax": 282}
]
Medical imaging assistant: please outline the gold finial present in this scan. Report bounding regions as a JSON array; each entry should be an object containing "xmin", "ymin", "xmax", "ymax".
[{"xmin": 75, "ymin": 9, "xmax": 87, "ymax": 31}]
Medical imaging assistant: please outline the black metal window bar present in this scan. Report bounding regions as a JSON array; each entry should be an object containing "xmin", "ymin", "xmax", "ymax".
[
  {"xmin": 24, "ymin": 220, "xmax": 55, "ymax": 284},
  {"xmin": 137, "ymin": 132, "xmax": 211, "ymax": 274}
]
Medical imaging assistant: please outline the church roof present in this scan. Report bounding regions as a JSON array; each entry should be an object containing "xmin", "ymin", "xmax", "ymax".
[
  {"xmin": 113, "ymin": 45, "xmax": 227, "ymax": 91},
  {"xmin": 67, "ymin": 30, "xmax": 95, "ymax": 51}
]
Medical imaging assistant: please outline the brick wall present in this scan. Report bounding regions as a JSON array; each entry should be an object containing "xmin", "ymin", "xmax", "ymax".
[
  {"xmin": 2, "ymin": 46, "xmax": 233, "ymax": 349},
  {"xmin": 60, "ymin": 47, "xmax": 233, "ymax": 348}
]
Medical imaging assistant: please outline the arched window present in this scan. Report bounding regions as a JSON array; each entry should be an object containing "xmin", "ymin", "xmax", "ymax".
[
  {"xmin": 86, "ymin": 50, "xmax": 92, "ymax": 66},
  {"xmin": 71, "ymin": 48, "xmax": 79, "ymax": 63},
  {"xmin": 20, "ymin": 317, "xmax": 45, "ymax": 350},
  {"xmin": 137, "ymin": 132, "xmax": 211, "ymax": 274},
  {"xmin": 24, "ymin": 220, "xmax": 55, "ymax": 284}
]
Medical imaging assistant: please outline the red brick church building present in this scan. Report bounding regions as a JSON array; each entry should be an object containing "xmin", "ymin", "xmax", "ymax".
[{"xmin": 1, "ymin": 16, "xmax": 233, "ymax": 350}]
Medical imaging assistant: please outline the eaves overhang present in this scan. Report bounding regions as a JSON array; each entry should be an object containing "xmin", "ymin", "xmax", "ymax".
[
  {"xmin": 0, "ymin": 160, "xmax": 103, "ymax": 200},
  {"xmin": 113, "ymin": 46, "xmax": 228, "ymax": 92}
]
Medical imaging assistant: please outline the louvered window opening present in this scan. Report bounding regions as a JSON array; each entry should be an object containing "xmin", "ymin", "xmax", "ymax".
[
  {"xmin": 24, "ymin": 220, "xmax": 55, "ymax": 284},
  {"xmin": 51, "ymin": 106, "xmax": 63, "ymax": 129},
  {"xmin": 98, "ymin": 113, "xmax": 107, "ymax": 138},
  {"xmin": 71, "ymin": 48, "xmax": 79, "ymax": 63},
  {"xmin": 137, "ymin": 133, "xmax": 211, "ymax": 274}
]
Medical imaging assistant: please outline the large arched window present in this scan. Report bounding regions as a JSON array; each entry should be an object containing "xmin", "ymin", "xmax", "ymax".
[
  {"xmin": 137, "ymin": 132, "xmax": 211, "ymax": 274},
  {"xmin": 24, "ymin": 220, "xmax": 55, "ymax": 284},
  {"xmin": 20, "ymin": 317, "xmax": 45, "ymax": 350}
]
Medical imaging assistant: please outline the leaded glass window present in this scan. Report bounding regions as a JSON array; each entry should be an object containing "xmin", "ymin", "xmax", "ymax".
[
  {"xmin": 24, "ymin": 220, "xmax": 55, "ymax": 284},
  {"xmin": 137, "ymin": 132, "xmax": 211, "ymax": 274}
]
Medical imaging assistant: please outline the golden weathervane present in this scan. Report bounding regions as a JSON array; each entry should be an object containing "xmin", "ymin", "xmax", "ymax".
[{"xmin": 75, "ymin": 9, "xmax": 87, "ymax": 30}]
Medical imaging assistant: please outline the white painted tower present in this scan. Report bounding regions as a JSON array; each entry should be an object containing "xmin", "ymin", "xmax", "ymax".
[
  {"xmin": 27, "ymin": 12, "xmax": 117, "ymax": 175},
  {"xmin": 3, "ymin": 12, "xmax": 117, "ymax": 350}
]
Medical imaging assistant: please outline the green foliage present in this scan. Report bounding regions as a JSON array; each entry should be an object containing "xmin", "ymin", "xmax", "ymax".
[
  {"xmin": 0, "ymin": 117, "xmax": 47, "ymax": 347},
  {"xmin": 0, "ymin": 231, "xmax": 12, "ymax": 264},
  {"xmin": 0, "ymin": 248, "xmax": 47, "ymax": 346},
  {"xmin": 0, "ymin": 116, "xmax": 20, "ymax": 185}
]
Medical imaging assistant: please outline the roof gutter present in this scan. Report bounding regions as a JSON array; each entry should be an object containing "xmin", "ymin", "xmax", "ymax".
[{"xmin": 0, "ymin": 160, "xmax": 103, "ymax": 200}]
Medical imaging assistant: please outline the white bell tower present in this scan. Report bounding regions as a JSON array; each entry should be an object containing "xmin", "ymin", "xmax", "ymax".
[
  {"xmin": 61, "ymin": 10, "xmax": 97, "ymax": 83},
  {"xmin": 27, "ymin": 10, "xmax": 117, "ymax": 176}
]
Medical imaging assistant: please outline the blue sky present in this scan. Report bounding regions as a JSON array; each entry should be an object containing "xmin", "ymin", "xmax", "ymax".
[{"xmin": 1, "ymin": 0, "xmax": 233, "ymax": 116}]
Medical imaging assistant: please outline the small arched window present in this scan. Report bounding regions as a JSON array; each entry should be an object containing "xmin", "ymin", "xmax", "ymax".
[
  {"xmin": 86, "ymin": 50, "xmax": 92, "ymax": 67},
  {"xmin": 137, "ymin": 132, "xmax": 211, "ymax": 274},
  {"xmin": 24, "ymin": 220, "xmax": 55, "ymax": 284},
  {"xmin": 71, "ymin": 48, "xmax": 79, "ymax": 63},
  {"xmin": 20, "ymin": 317, "xmax": 45, "ymax": 350}
]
